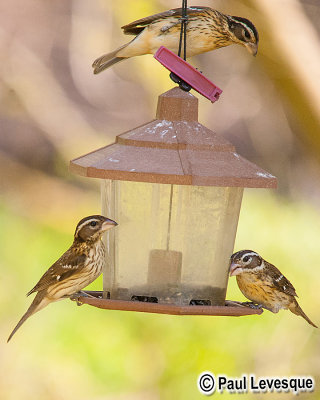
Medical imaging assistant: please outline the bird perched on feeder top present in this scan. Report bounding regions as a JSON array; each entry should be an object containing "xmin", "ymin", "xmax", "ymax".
[
  {"xmin": 93, "ymin": 6, "xmax": 259, "ymax": 74},
  {"xmin": 229, "ymin": 250, "xmax": 317, "ymax": 328},
  {"xmin": 7, "ymin": 215, "xmax": 118, "ymax": 342}
]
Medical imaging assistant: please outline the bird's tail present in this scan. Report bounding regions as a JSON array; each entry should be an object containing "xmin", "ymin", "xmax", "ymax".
[
  {"xmin": 92, "ymin": 43, "xmax": 129, "ymax": 74},
  {"xmin": 290, "ymin": 299, "xmax": 318, "ymax": 328},
  {"xmin": 7, "ymin": 292, "xmax": 49, "ymax": 342}
]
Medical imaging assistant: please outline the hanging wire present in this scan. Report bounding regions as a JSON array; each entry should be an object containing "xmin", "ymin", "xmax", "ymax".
[
  {"xmin": 169, "ymin": 0, "xmax": 191, "ymax": 91},
  {"xmin": 178, "ymin": 0, "xmax": 188, "ymax": 61}
]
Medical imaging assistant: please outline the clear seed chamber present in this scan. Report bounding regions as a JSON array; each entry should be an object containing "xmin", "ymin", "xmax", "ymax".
[{"xmin": 102, "ymin": 180, "xmax": 243, "ymax": 305}]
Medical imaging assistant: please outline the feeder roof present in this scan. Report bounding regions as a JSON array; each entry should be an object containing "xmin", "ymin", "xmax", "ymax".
[{"xmin": 70, "ymin": 88, "xmax": 277, "ymax": 188}]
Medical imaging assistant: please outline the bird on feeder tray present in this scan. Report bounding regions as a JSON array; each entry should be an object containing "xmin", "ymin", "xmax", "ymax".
[
  {"xmin": 7, "ymin": 215, "xmax": 118, "ymax": 342},
  {"xmin": 93, "ymin": 6, "xmax": 259, "ymax": 74},
  {"xmin": 229, "ymin": 250, "xmax": 317, "ymax": 328}
]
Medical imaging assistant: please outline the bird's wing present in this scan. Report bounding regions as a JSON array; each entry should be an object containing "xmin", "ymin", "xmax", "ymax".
[
  {"xmin": 27, "ymin": 250, "xmax": 87, "ymax": 296},
  {"xmin": 121, "ymin": 7, "xmax": 210, "ymax": 35},
  {"xmin": 267, "ymin": 262, "xmax": 298, "ymax": 297}
]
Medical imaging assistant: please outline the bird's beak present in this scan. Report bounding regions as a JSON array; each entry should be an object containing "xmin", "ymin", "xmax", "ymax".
[
  {"xmin": 229, "ymin": 262, "xmax": 243, "ymax": 277},
  {"xmin": 101, "ymin": 218, "xmax": 118, "ymax": 231},
  {"xmin": 245, "ymin": 42, "xmax": 258, "ymax": 56}
]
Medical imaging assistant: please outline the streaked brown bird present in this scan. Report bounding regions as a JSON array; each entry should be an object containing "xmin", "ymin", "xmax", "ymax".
[
  {"xmin": 93, "ymin": 6, "xmax": 259, "ymax": 74},
  {"xmin": 8, "ymin": 215, "xmax": 117, "ymax": 342},
  {"xmin": 230, "ymin": 250, "xmax": 317, "ymax": 328}
]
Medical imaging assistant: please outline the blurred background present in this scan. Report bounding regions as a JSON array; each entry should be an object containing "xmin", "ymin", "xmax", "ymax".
[{"xmin": 0, "ymin": 0, "xmax": 319, "ymax": 399}]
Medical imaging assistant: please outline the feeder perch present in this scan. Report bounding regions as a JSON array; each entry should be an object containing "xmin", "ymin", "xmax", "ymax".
[
  {"xmin": 154, "ymin": 46, "xmax": 222, "ymax": 102},
  {"xmin": 70, "ymin": 87, "xmax": 277, "ymax": 317}
]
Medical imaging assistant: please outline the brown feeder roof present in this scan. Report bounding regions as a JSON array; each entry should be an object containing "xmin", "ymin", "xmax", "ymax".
[{"xmin": 70, "ymin": 87, "xmax": 277, "ymax": 188}]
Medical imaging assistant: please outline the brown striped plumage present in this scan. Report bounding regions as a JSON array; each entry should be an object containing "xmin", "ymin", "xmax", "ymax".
[
  {"xmin": 7, "ymin": 215, "xmax": 117, "ymax": 342},
  {"xmin": 93, "ymin": 6, "xmax": 259, "ymax": 74},
  {"xmin": 230, "ymin": 250, "xmax": 317, "ymax": 328}
]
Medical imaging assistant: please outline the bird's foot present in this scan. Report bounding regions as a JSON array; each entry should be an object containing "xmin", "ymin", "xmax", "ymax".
[
  {"xmin": 241, "ymin": 301, "xmax": 263, "ymax": 310},
  {"xmin": 70, "ymin": 291, "xmax": 95, "ymax": 306}
]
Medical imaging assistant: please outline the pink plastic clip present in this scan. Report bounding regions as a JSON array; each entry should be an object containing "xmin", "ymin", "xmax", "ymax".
[{"xmin": 154, "ymin": 46, "xmax": 222, "ymax": 103}]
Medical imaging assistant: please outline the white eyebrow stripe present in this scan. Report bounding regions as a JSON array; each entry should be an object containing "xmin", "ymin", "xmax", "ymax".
[
  {"xmin": 275, "ymin": 275, "xmax": 283, "ymax": 282},
  {"xmin": 243, "ymin": 252, "xmax": 259, "ymax": 258},
  {"xmin": 76, "ymin": 218, "xmax": 100, "ymax": 233},
  {"xmin": 229, "ymin": 17, "xmax": 252, "ymax": 30}
]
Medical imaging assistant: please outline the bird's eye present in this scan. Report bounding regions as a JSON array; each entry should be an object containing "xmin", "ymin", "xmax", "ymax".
[
  {"xmin": 244, "ymin": 30, "xmax": 251, "ymax": 40},
  {"xmin": 243, "ymin": 256, "xmax": 250, "ymax": 263},
  {"xmin": 90, "ymin": 221, "xmax": 97, "ymax": 227}
]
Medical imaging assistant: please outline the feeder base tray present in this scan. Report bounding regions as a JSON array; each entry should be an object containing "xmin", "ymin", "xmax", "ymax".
[{"xmin": 73, "ymin": 291, "xmax": 263, "ymax": 316}]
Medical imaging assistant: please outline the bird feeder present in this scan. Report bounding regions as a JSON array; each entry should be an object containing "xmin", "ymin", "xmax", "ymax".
[{"xmin": 70, "ymin": 87, "xmax": 277, "ymax": 316}]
